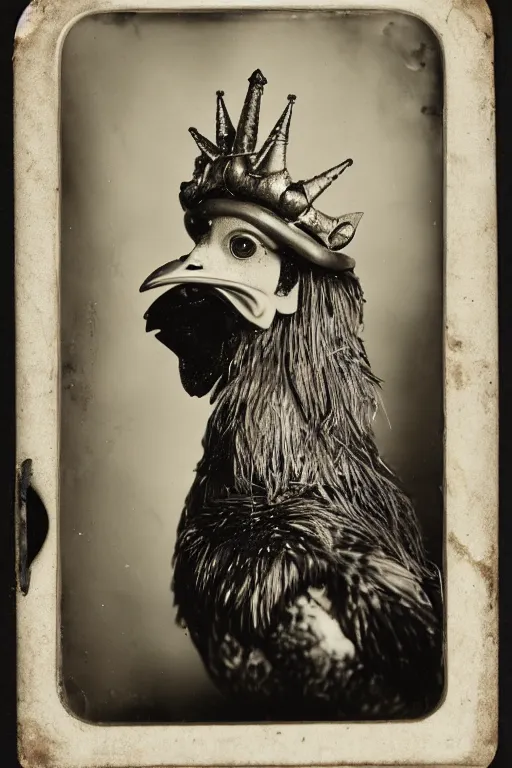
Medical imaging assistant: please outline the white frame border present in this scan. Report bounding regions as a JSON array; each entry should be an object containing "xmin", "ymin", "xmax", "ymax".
[{"xmin": 14, "ymin": 1, "xmax": 498, "ymax": 766}]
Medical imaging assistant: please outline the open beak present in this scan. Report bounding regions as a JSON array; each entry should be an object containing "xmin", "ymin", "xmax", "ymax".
[{"xmin": 141, "ymin": 252, "xmax": 283, "ymax": 330}]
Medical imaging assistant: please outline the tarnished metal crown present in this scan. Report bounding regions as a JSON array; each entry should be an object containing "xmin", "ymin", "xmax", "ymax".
[{"xmin": 179, "ymin": 70, "xmax": 363, "ymax": 269}]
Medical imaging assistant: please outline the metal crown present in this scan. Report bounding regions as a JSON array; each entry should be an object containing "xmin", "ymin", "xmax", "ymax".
[{"xmin": 179, "ymin": 69, "xmax": 363, "ymax": 257}]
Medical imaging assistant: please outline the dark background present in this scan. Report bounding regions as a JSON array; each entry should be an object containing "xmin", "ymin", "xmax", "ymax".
[{"xmin": 1, "ymin": 0, "xmax": 510, "ymax": 762}]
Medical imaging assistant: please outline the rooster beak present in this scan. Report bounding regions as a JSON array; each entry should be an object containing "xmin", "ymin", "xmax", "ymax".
[
  {"xmin": 140, "ymin": 259, "xmax": 185, "ymax": 293},
  {"xmin": 139, "ymin": 217, "xmax": 299, "ymax": 330}
]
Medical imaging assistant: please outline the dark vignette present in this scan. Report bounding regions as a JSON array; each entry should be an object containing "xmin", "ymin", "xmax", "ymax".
[
  {"xmin": 2, "ymin": 0, "xmax": 24, "ymax": 764},
  {"xmin": 492, "ymin": 0, "xmax": 512, "ymax": 765}
]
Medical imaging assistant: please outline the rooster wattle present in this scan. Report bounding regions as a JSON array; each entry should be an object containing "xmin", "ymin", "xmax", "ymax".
[{"xmin": 140, "ymin": 70, "xmax": 444, "ymax": 720}]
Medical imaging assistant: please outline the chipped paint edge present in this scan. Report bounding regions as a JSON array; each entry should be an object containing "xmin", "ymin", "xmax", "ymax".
[{"xmin": 14, "ymin": 0, "xmax": 498, "ymax": 766}]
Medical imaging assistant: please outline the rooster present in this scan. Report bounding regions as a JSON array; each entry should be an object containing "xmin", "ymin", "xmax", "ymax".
[{"xmin": 140, "ymin": 70, "xmax": 444, "ymax": 720}]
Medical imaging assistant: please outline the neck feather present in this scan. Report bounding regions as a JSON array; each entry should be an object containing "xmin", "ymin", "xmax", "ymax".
[{"xmin": 190, "ymin": 269, "xmax": 428, "ymax": 570}]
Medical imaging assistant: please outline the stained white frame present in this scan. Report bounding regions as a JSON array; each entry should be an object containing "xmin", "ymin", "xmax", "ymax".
[{"xmin": 14, "ymin": 0, "xmax": 498, "ymax": 766}]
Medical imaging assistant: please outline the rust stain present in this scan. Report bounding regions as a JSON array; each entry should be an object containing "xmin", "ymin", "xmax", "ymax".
[
  {"xmin": 18, "ymin": 717, "xmax": 58, "ymax": 767},
  {"xmin": 449, "ymin": 526, "xmax": 498, "ymax": 764},
  {"xmin": 381, "ymin": 17, "xmax": 439, "ymax": 73},
  {"xmin": 61, "ymin": 300, "xmax": 98, "ymax": 412},
  {"xmin": 449, "ymin": 0, "xmax": 493, "ymax": 40},
  {"xmin": 62, "ymin": 342, "xmax": 92, "ymax": 412},
  {"xmin": 447, "ymin": 335, "xmax": 463, "ymax": 352},
  {"xmin": 449, "ymin": 361, "xmax": 465, "ymax": 390},
  {"xmin": 30, "ymin": 0, "xmax": 50, "ymax": 11},
  {"xmin": 448, "ymin": 531, "xmax": 496, "ymax": 601},
  {"xmin": 13, "ymin": 0, "xmax": 62, "ymax": 61}
]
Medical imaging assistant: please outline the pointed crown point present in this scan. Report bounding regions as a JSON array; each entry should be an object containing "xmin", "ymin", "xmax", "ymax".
[
  {"xmin": 252, "ymin": 95, "xmax": 295, "ymax": 173},
  {"xmin": 301, "ymin": 158, "xmax": 354, "ymax": 205},
  {"xmin": 329, "ymin": 212, "xmax": 364, "ymax": 250},
  {"xmin": 249, "ymin": 69, "xmax": 267, "ymax": 86},
  {"xmin": 216, "ymin": 90, "xmax": 236, "ymax": 154},
  {"xmin": 180, "ymin": 73, "xmax": 363, "ymax": 266},
  {"xmin": 327, "ymin": 158, "xmax": 353, "ymax": 182},
  {"xmin": 234, "ymin": 69, "xmax": 267, "ymax": 154},
  {"xmin": 188, "ymin": 127, "xmax": 221, "ymax": 161}
]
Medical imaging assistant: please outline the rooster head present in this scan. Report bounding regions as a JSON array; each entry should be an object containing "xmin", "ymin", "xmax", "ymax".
[
  {"xmin": 140, "ymin": 70, "xmax": 363, "ymax": 397},
  {"xmin": 140, "ymin": 206, "xmax": 300, "ymax": 396}
]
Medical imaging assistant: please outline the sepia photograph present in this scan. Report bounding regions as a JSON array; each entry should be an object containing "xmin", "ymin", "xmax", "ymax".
[
  {"xmin": 14, "ymin": 0, "xmax": 497, "ymax": 765},
  {"xmin": 59, "ymin": 9, "xmax": 444, "ymax": 724}
]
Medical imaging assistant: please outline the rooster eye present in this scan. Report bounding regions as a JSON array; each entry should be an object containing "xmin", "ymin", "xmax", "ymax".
[{"xmin": 230, "ymin": 235, "xmax": 257, "ymax": 259}]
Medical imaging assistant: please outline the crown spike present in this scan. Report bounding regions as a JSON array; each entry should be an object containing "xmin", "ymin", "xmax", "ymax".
[
  {"xmin": 216, "ymin": 90, "xmax": 236, "ymax": 154},
  {"xmin": 180, "ymin": 73, "xmax": 363, "ymax": 269},
  {"xmin": 329, "ymin": 212, "xmax": 364, "ymax": 250},
  {"xmin": 301, "ymin": 159, "xmax": 353, "ymax": 205},
  {"xmin": 189, "ymin": 127, "xmax": 222, "ymax": 161},
  {"xmin": 233, "ymin": 69, "xmax": 268, "ymax": 154},
  {"xmin": 252, "ymin": 94, "xmax": 296, "ymax": 174}
]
